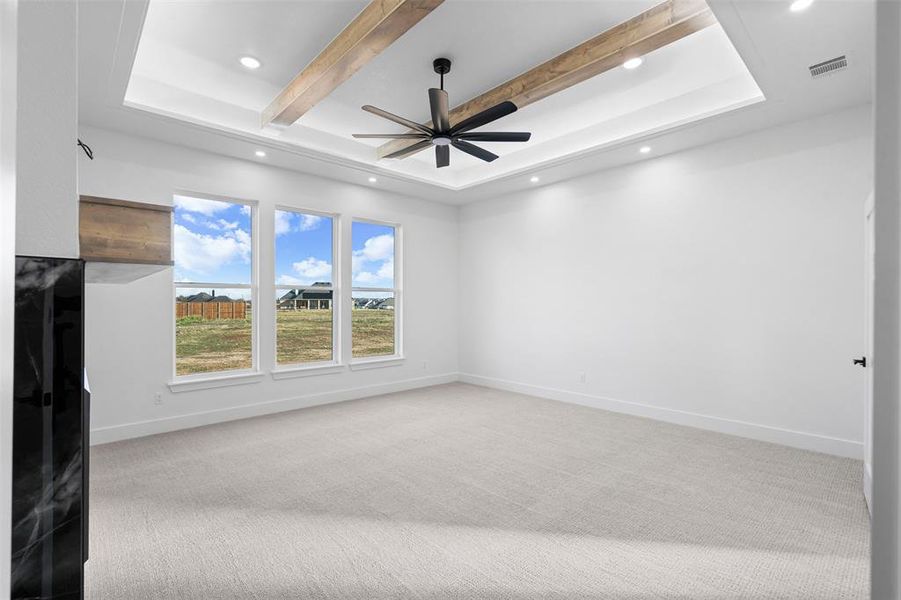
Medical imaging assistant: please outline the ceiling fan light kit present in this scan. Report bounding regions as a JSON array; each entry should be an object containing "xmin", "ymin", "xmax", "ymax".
[{"xmin": 354, "ymin": 58, "xmax": 532, "ymax": 168}]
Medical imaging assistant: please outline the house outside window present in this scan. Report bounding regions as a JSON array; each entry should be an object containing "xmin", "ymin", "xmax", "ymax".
[{"xmin": 274, "ymin": 209, "xmax": 337, "ymax": 366}]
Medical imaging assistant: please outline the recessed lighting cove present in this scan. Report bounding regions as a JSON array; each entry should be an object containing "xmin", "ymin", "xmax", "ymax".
[
  {"xmin": 240, "ymin": 56, "xmax": 261, "ymax": 70},
  {"xmin": 623, "ymin": 57, "xmax": 643, "ymax": 70},
  {"xmin": 790, "ymin": 0, "xmax": 814, "ymax": 11}
]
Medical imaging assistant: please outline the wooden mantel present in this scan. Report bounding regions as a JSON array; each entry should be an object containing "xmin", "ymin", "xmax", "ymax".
[{"xmin": 79, "ymin": 195, "xmax": 173, "ymax": 283}]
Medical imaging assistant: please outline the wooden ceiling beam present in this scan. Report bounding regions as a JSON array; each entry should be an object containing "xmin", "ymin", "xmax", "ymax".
[
  {"xmin": 377, "ymin": 0, "xmax": 716, "ymax": 159},
  {"xmin": 262, "ymin": 0, "xmax": 445, "ymax": 128}
]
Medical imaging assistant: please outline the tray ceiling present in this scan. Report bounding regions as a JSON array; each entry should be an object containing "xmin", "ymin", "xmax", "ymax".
[{"xmin": 124, "ymin": 0, "xmax": 764, "ymax": 190}]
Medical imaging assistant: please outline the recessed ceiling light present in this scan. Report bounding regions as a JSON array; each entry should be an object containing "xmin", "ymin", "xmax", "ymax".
[
  {"xmin": 623, "ymin": 57, "xmax": 643, "ymax": 70},
  {"xmin": 254, "ymin": 150, "xmax": 266, "ymax": 158},
  {"xmin": 639, "ymin": 146, "xmax": 651, "ymax": 154},
  {"xmin": 368, "ymin": 177, "xmax": 378, "ymax": 183},
  {"xmin": 240, "ymin": 56, "xmax": 261, "ymax": 70},
  {"xmin": 530, "ymin": 176, "xmax": 540, "ymax": 183},
  {"xmin": 789, "ymin": 0, "xmax": 814, "ymax": 11}
]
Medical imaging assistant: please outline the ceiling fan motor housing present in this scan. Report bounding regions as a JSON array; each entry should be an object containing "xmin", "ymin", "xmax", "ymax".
[{"xmin": 433, "ymin": 58, "xmax": 451, "ymax": 75}]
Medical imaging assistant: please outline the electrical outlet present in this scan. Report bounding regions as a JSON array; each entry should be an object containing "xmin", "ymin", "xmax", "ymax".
[
  {"xmin": 153, "ymin": 392, "xmax": 163, "ymax": 405},
  {"xmin": 579, "ymin": 371, "xmax": 586, "ymax": 383}
]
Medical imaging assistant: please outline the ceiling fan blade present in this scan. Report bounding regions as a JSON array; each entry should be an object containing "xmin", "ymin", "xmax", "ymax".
[
  {"xmin": 455, "ymin": 132, "xmax": 531, "ymax": 142},
  {"xmin": 452, "ymin": 139, "xmax": 499, "ymax": 163},
  {"xmin": 362, "ymin": 105, "xmax": 434, "ymax": 136},
  {"xmin": 353, "ymin": 133, "xmax": 429, "ymax": 139},
  {"xmin": 383, "ymin": 138, "xmax": 433, "ymax": 159},
  {"xmin": 429, "ymin": 88, "xmax": 450, "ymax": 133},
  {"xmin": 436, "ymin": 144, "xmax": 450, "ymax": 168},
  {"xmin": 449, "ymin": 101, "xmax": 518, "ymax": 135}
]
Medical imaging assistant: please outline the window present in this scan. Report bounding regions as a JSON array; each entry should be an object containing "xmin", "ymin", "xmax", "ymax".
[
  {"xmin": 351, "ymin": 221, "xmax": 399, "ymax": 359},
  {"xmin": 173, "ymin": 194, "xmax": 255, "ymax": 377},
  {"xmin": 274, "ymin": 209, "xmax": 336, "ymax": 365}
]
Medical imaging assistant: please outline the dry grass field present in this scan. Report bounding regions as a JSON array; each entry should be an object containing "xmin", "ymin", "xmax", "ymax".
[{"xmin": 175, "ymin": 309, "xmax": 395, "ymax": 375}]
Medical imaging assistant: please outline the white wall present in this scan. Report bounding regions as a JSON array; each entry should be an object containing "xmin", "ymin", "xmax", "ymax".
[
  {"xmin": 15, "ymin": 0, "xmax": 78, "ymax": 258},
  {"xmin": 79, "ymin": 126, "xmax": 458, "ymax": 443},
  {"xmin": 459, "ymin": 106, "xmax": 872, "ymax": 459}
]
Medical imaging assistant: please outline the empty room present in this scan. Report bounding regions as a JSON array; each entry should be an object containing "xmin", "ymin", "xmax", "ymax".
[{"xmin": 3, "ymin": 0, "xmax": 901, "ymax": 598}]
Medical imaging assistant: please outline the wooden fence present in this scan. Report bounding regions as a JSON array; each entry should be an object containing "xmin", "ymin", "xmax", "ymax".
[{"xmin": 176, "ymin": 301, "xmax": 247, "ymax": 320}]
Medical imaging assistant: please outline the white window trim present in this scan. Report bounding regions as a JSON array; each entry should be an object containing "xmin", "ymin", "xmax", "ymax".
[
  {"xmin": 170, "ymin": 192, "xmax": 261, "ymax": 385},
  {"xmin": 168, "ymin": 371, "xmax": 264, "ymax": 393},
  {"xmin": 273, "ymin": 206, "xmax": 341, "ymax": 369},
  {"xmin": 349, "ymin": 357, "xmax": 405, "ymax": 371},
  {"xmin": 270, "ymin": 363, "xmax": 345, "ymax": 380},
  {"xmin": 349, "ymin": 217, "xmax": 404, "ymax": 364}
]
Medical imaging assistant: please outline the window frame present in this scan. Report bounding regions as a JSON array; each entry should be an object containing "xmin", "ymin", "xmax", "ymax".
[
  {"xmin": 272, "ymin": 206, "xmax": 341, "ymax": 370},
  {"xmin": 350, "ymin": 217, "xmax": 403, "ymax": 364},
  {"xmin": 170, "ymin": 191, "xmax": 260, "ymax": 384}
]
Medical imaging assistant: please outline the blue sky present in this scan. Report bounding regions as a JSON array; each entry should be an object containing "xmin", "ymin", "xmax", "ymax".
[
  {"xmin": 174, "ymin": 195, "xmax": 395, "ymax": 292},
  {"xmin": 351, "ymin": 222, "xmax": 394, "ymax": 288},
  {"xmin": 275, "ymin": 210, "xmax": 333, "ymax": 286},
  {"xmin": 173, "ymin": 195, "xmax": 251, "ymax": 284}
]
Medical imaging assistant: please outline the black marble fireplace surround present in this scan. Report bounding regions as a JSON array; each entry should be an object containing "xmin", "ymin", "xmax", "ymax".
[{"xmin": 12, "ymin": 257, "xmax": 87, "ymax": 600}]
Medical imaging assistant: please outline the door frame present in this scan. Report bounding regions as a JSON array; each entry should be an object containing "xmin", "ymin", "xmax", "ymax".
[
  {"xmin": 864, "ymin": 191, "xmax": 875, "ymax": 514},
  {"xmin": 873, "ymin": 0, "xmax": 901, "ymax": 595}
]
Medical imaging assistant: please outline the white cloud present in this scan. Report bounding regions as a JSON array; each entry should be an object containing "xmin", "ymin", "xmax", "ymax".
[
  {"xmin": 352, "ymin": 234, "xmax": 394, "ymax": 286},
  {"xmin": 276, "ymin": 257, "xmax": 332, "ymax": 286},
  {"xmin": 173, "ymin": 223, "xmax": 251, "ymax": 278},
  {"xmin": 356, "ymin": 234, "xmax": 394, "ymax": 262},
  {"xmin": 276, "ymin": 275, "xmax": 305, "ymax": 286},
  {"xmin": 376, "ymin": 258, "xmax": 394, "ymax": 279},
  {"xmin": 299, "ymin": 214, "xmax": 323, "ymax": 232},
  {"xmin": 353, "ymin": 271, "xmax": 378, "ymax": 284},
  {"xmin": 217, "ymin": 219, "xmax": 239, "ymax": 230},
  {"xmin": 274, "ymin": 211, "xmax": 294, "ymax": 237},
  {"xmin": 292, "ymin": 257, "xmax": 331, "ymax": 280},
  {"xmin": 181, "ymin": 213, "xmax": 198, "ymax": 224},
  {"xmin": 275, "ymin": 212, "xmax": 324, "ymax": 236},
  {"xmin": 174, "ymin": 195, "xmax": 233, "ymax": 216},
  {"xmin": 240, "ymin": 205, "xmax": 252, "ymax": 216}
]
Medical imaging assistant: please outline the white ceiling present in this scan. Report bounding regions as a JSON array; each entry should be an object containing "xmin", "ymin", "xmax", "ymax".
[{"xmin": 78, "ymin": 0, "xmax": 874, "ymax": 204}]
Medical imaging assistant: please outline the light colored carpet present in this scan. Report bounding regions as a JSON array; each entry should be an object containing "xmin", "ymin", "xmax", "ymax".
[{"xmin": 85, "ymin": 383, "xmax": 869, "ymax": 599}]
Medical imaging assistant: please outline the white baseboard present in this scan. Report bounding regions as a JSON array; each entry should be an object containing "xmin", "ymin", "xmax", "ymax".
[
  {"xmin": 459, "ymin": 373, "xmax": 863, "ymax": 460},
  {"xmin": 91, "ymin": 373, "xmax": 458, "ymax": 445},
  {"xmin": 93, "ymin": 371, "xmax": 864, "ymax": 460}
]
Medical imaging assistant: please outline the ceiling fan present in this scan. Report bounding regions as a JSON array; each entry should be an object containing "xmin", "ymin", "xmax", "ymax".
[{"xmin": 353, "ymin": 58, "xmax": 531, "ymax": 169}]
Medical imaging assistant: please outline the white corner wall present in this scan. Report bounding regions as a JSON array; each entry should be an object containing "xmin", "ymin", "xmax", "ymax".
[
  {"xmin": 459, "ymin": 105, "xmax": 873, "ymax": 459},
  {"xmin": 79, "ymin": 126, "xmax": 458, "ymax": 444},
  {"xmin": 15, "ymin": 0, "xmax": 78, "ymax": 258},
  {"xmin": 0, "ymin": 1, "xmax": 16, "ymax": 597}
]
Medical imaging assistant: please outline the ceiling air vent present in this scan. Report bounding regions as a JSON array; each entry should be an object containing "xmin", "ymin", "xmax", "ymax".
[{"xmin": 809, "ymin": 55, "xmax": 848, "ymax": 79}]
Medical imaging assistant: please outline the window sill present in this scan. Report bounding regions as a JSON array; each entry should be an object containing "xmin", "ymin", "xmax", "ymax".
[
  {"xmin": 271, "ymin": 363, "xmax": 345, "ymax": 380},
  {"xmin": 168, "ymin": 371, "xmax": 264, "ymax": 393},
  {"xmin": 349, "ymin": 356, "xmax": 405, "ymax": 371}
]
